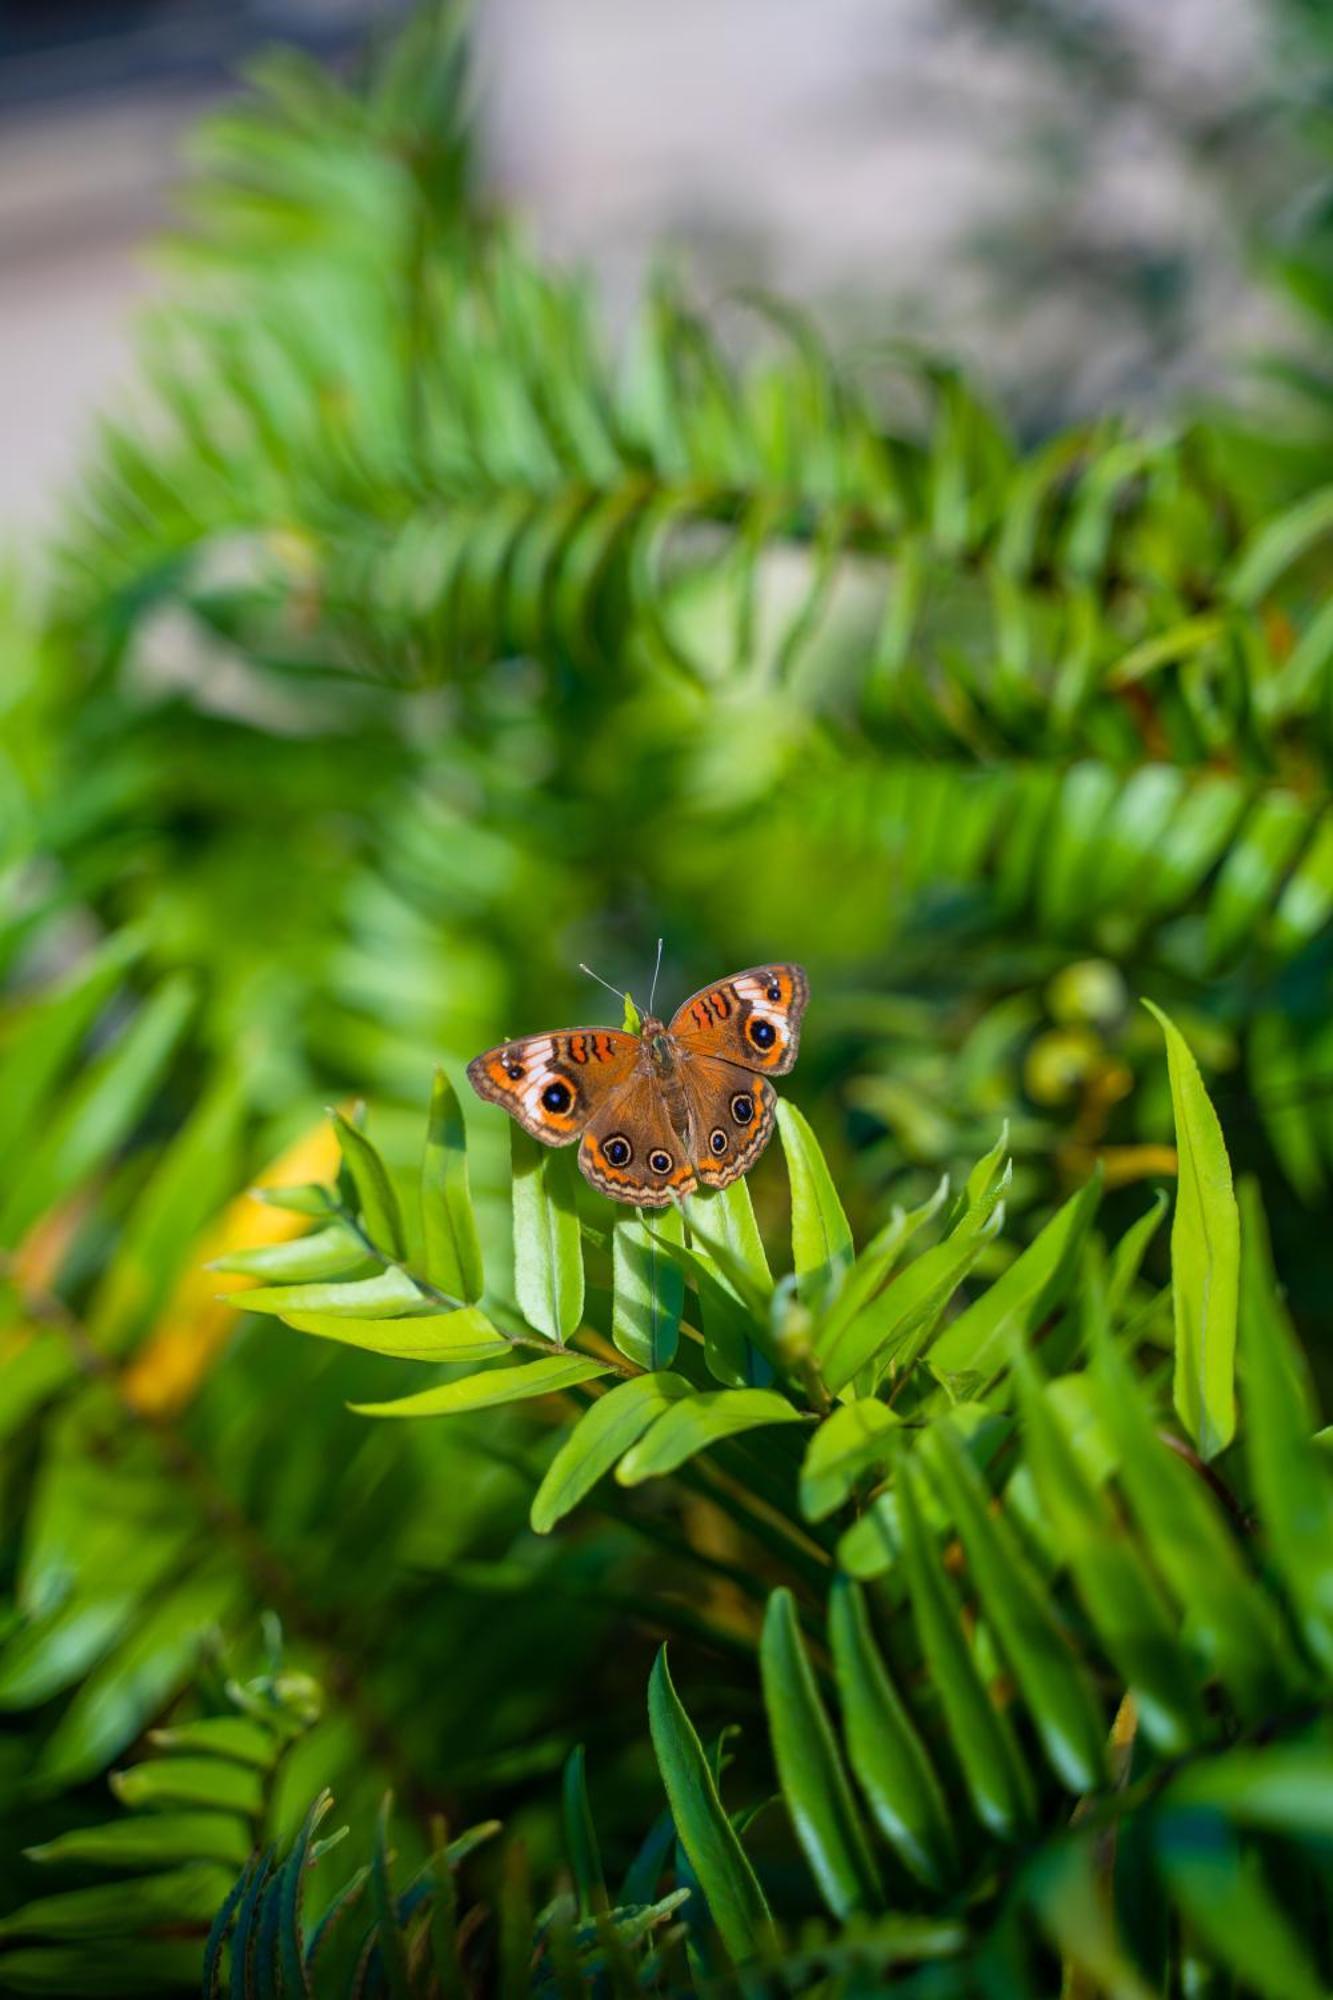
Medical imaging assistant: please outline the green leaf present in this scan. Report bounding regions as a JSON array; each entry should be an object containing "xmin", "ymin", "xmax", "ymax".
[
  {"xmin": 615, "ymin": 1389, "xmax": 805, "ymax": 1485},
  {"xmin": 1238, "ymin": 1178, "xmax": 1333, "ymax": 1672},
  {"xmin": 147, "ymin": 1715, "xmax": 275, "ymax": 1766},
  {"xmin": 0, "ymin": 1863, "xmax": 232, "ymax": 1940},
  {"xmin": 562, "ymin": 1745, "xmax": 607, "ymax": 1918},
  {"xmin": 25, "ymin": 1811, "xmax": 251, "ymax": 1873},
  {"xmin": 352, "ymin": 1352, "xmax": 608, "ymax": 1418},
  {"xmin": 1155, "ymin": 1809, "xmax": 1325, "ymax": 2000},
  {"xmin": 1165, "ymin": 1743, "xmax": 1333, "ymax": 1835},
  {"xmin": 111, "ymin": 1754, "xmax": 263, "ymax": 1815},
  {"xmin": 813, "ymin": 1178, "xmax": 948, "ymax": 1369},
  {"xmin": 760, "ymin": 1588, "xmax": 883, "ymax": 1919},
  {"xmin": 777, "ymin": 1101, "xmax": 853, "ymax": 1310},
  {"xmin": 828, "ymin": 1579, "xmax": 955, "ymax": 1891},
  {"xmin": 1026, "ymin": 1837, "xmax": 1158, "ymax": 2000},
  {"xmin": 211, "ymin": 1221, "xmax": 365, "ymax": 1283},
  {"xmin": 918, "ymin": 1420, "xmax": 1106, "ymax": 1794},
  {"xmin": 1090, "ymin": 1312, "xmax": 1296, "ymax": 1717},
  {"xmin": 1015, "ymin": 1357, "xmax": 1206, "ymax": 1756},
  {"xmin": 894, "ymin": 1451, "xmax": 1035, "ymax": 1841},
  {"xmin": 799, "ymin": 1399, "xmax": 900, "ymax": 1521},
  {"xmin": 1144, "ymin": 1001, "xmax": 1238, "ymax": 1460},
  {"xmin": 531, "ymin": 1373, "xmax": 693, "ymax": 1533},
  {"xmin": 612, "ymin": 1209, "xmax": 684, "ymax": 1368},
  {"xmin": 333, "ymin": 1109, "xmax": 406, "ymax": 1260},
  {"xmin": 421, "ymin": 1068, "xmax": 485, "ymax": 1302},
  {"xmin": 241, "ymin": 1269, "xmax": 427, "ymax": 1318},
  {"xmin": 280, "ymin": 1305, "xmax": 509, "ymax": 1362},
  {"xmin": 930, "ymin": 1166, "xmax": 1101, "ymax": 1381},
  {"xmin": 685, "ymin": 1178, "xmax": 773, "ymax": 1302},
  {"xmin": 647, "ymin": 1649, "xmax": 774, "ymax": 1964},
  {"xmin": 1105, "ymin": 1190, "xmax": 1168, "ymax": 1319},
  {"xmin": 512, "ymin": 1130, "xmax": 585, "ymax": 1343}
]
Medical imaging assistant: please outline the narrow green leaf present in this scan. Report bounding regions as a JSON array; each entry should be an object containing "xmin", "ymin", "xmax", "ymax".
[
  {"xmin": 1238, "ymin": 1178, "xmax": 1333, "ymax": 1672},
  {"xmin": 353, "ymin": 1352, "xmax": 608, "ymax": 1418},
  {"xmin": 828, "ymin": 1580, "xmax": 955, "ymax": 1890},
  {"xmin": 799, "ymin": 1399, "xmax": 900, "ymax": 1521},
  {"xmin": 1015, "ymin": 1358, "xmax": 1206, "ymax": 1755},
  {"xmin": 777, "ymin": 1101, "xmax": 853, "ymax": 1310},
  {"xmin": 147, "ymin": 1715, "xmax": 275, "ymax": 1766},
  {"xmin": 647, "ymin": 1649, "xmax": 774, "ymax": 1964},
  {"xmin": 562, "ymin": 1745, "xmax": 607, "ymax": 1918},
  {"xmin": 370, "ymin": 1795, "xmax": 412, "ymax": 2000},
  {"xmin": 1144, "ymin": 1001, "xmax": 1238, "ymax": 1459},
  {"xmin": 0, "ymin": 1862, "xmax": 232, "ymax": 1940},
  {"xmin": 25, "ymin": 1811, "xmax": 250, "ymax": 1872},
  {"xmin": 814, "ymin": 1179, "xmax": 948, "ymax": 1366},
  {"xmin": 421, "ymin": 1068, "xmax": 485, "ymax": 1302},
  {"xmin": 616, "ymin": 1389, "xmax": 805, "ymax": 1485},
  {"xmin": 686, "ymin": 1177, "xmax": 774, "ymax": 1296},
  {"xmin": 919, "ymin": 1421, "xmax": 1105, "ymax": 1794},
  {"xmin": 531, "ymin": 1373, "xmax": 693, "ymax": 1533},
  {"xmin": 894, "ymin": 1452, "xmax": 1035, "ymax": 1841},
  {"xmin": 333, "ymin": 1110, "xmax": 406, "ymax": 1261},
  {"xmin": 211, "ymin": 1222, "xmax": 365, "ymax": 1283},
  {"xmin": 1155, "ymin": 1809, "xmax": 1325, "ymax": 2000},
  {"xmin": 280, "ymin": 1305, "xmax": 508, "ymax": 1362},
  {"xmin": 613, "ymin": 1209, "xmax": 684, "ymax": 1368},
  {"xmin": 1027, "ymin": 1837, "xmax": 1158, "ymax": 2000},
  {"xmin": 1166, "ymin": 1744, "xmax": 1333, "ymax": 1835},
  {"xmin": 1091, "ymin": 1313, "xmax": 1296, "ymax": 1717},
  {"xmin": 241, "ymin": 1269, "xmax": 426, "ymax": 1318},
  {"xmin": 930, "ymin": 1167, "xmax": 1102, "ymax": 1380},
  {"xmin": 111, "ymin": 1754, "xmax": 262, "ymax": 1815},
  {"xmin": 760, "ymin": 1588, "xmax": 883, "ymax": 1919},
  {"xmin": 513, "ymin": 1130, "xmax": 585, "ymax": 1343},
  {"xmin": 1105, "ymin": 1190, "xmax": 1168, "ymax": 1319}
]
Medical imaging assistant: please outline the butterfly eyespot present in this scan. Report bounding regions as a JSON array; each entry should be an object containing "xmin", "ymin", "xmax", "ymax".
[
  {"xmin": 604, "ymin": 1135, "xmax": 632, "ymax": 1167},
  {"xmin": 542, "ymin": 1081, "xmax": 573, "ymax": 1113},
  {"xmin": 766, "ymin": 981, "xmax": 782, "ymax": 1001},
  {"xmin": 505, "ymin": 1062, "xmax": 523, "ymax": 1080},
  {"xmin": 730, "ymin": 1092, "xmax": 754, "ymax": 1125},
  {"xmin": 648, "ymin": 1148, "xmax": 673, "ymax": 1175},
  {"xmin": 748, "ymin": 1018, "xmax": 777, "ymax": 1050},
  {"xmin": 709, "ymin": 1128, "xmax": 728, "ymax": 1156}
]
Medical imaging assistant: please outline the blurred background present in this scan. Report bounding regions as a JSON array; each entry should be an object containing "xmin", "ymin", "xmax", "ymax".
[{"xmin": 0, "ymin": 0, "xmax": 1312, "ymax": 542}]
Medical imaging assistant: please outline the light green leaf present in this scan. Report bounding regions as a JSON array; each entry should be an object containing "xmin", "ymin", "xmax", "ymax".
[
  {"xmin": 211, "ymin": 1221, "xmax": 365, "ymax": 1283},
  {"xmin": 1144, "ymin": 1000, "xmax": 1238, "ymax": 1459},
  {"xmin": 513, "ymin": 1130, "xmax": 585, "ymax": 1343},
  {"xmin": 828, "ymin": 1580, "xmax": 955, "ymax": 1891},
  {"xmin": 931, "ymin": 1166, "xmax": 1101, "ymax": 1381},
  {"xmin": 353, "ymin": 1352, "xmax": 607, "ymax": 1418},
  {"xmin": 777, "ymin": 1101, "xmax": 853, "ymax": 1310},
  {"xmin": 647, "ymin": 1649, "xmax": 774, "ymax": 1964},
  {"xmin": 111, "ymin": 1753, "xmax": 262, "ymax": 1815},
  {"xmin": 333, "ymin": 1109, "xmax": 406, "ymax": 1260},
  {"xmin": 616, "ymin": 1389, "xmax": 805, "ymax": 1485},
  {"xmin": 760, "ymin": 1588, "xmax": 883, "ymax": 1919},
  {"xmin": 280, "ymin": 1305, "xmax": 508, "ymax": 1362},
  {"xmin": 814, "ymin": 1179, "xmax": 948, "ymax": 1368},
  {"xmin": 613, "ymin": 1209, "xmax": 684, "ymax": 1368},
  {"xmin": 25, "ymin": 1811, "xmax": 250, "ymax": 1873},
  {"xmin": 240, "ymin": 1269, "xmax": 427, "ymax": 1318},
  {"xmin": 799, "ymin": 1399, "xmax": 900, "ymax": 1521},
  {"xmin": 421, "ymin": 1068, "xmax": 485, "ymax": 1302},
  {"xmin": 531, "ymin": 1373, "xmax": 693, "ymax": 1533}
]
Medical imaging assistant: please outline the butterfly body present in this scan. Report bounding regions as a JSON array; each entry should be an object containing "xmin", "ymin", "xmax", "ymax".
[{"xmin": 467, "ymin": 964, "xmax": 808, "ymax": 1206}]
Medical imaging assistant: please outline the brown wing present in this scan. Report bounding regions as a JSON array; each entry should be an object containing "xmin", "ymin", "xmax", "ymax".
[
  {"xmin": 467, "ymin": 1028, "xmax": 638, "ymax": 1146},
  {"xmin": 669, "ymin": 964, "xmax": 809, "ymax": 1078},
  {"xmin": 678, "ymin": 1059, "xmax": 777, "ymax": 1190},
  {"xmin": 580, "ymin": 1073, "xmax": 698, "ymax": 1208}
]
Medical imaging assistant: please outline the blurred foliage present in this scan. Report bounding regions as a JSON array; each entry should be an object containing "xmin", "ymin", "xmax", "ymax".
[{"xmin": 3, "ymin": 0, "xmax": 1333, "ymax": 1990}]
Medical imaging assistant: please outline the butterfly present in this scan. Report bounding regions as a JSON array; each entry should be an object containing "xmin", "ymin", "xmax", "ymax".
[{"xmin": 467, "ymin": 964, "xmax": 809, "ymax": 1207}]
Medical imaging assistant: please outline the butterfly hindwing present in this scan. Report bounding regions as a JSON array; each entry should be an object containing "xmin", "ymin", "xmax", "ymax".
[
  {"xmin": 680, "ymin": 1060, "xmax": 777, "ymax": 1190},
  {"xmin": 669, "ymin": 964, "xmax": 809, "ymax": 1077},
  {"xmin": 581, "ymin": 1075, "xmax": 698, "ymax": 1207},
  {"xmin": 466, "ymin": 1029, "xmax": 638, "ymax": 1146}
]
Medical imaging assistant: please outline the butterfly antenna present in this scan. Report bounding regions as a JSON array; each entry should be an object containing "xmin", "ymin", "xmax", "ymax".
[
  {"xmin": 648, "ymin": 937, "xmax": 664, "ymax": 1014},
  {"xmin": 578, "ymin": 962, "xmax": 629, "ymax": 1004}
]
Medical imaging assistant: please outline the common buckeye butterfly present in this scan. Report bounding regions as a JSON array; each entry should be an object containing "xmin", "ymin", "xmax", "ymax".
[{"xmin": 467, "ymin": 963, "xmax": 809, "ymax": 1207}]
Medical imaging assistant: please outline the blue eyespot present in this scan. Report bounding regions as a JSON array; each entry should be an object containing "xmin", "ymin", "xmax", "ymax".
[
  {"xmin": 749, "ymin": 1018, "xmax": 777, "ymax": 1050},
  {"xmin": 604, "ymin": 1135, "xmax": 632, "ymax": 1167},
  {"xmin": 709, "ymin": 1128, "xmax": 728, "ymax": 1155},
  {"xmin": 649, "ymin": 1149, "xmax": 672, "ymax": 1174},
  {"xmin": 731, "ymin": 1093, "xmax": 754, "ymax": 1125},
  {"xmin": 542, "ymin": 1081, "xmax": 572, "ymax": 1113}
]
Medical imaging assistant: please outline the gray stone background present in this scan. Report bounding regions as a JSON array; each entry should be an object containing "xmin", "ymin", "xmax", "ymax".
[{"xmin": 0, "ymin": 0, "xmax": 1301, "ymax": 549}]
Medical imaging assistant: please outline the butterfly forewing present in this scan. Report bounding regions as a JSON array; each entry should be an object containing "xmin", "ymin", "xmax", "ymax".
[
  {"xmin": 466, "ymin": 1029, "xmax": 638, "ymax": 1146},
  {"xmin": 669, "ymin": 964, "xmax": 809, "ymax": 1077}
]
